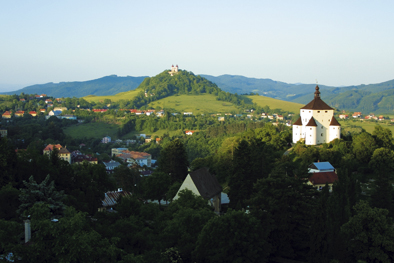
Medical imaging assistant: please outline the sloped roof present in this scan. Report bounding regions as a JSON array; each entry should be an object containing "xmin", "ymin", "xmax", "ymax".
[
  {"xmin": 293, "ymin": 117, "xmax": 302, "ymax": 125},
  {"xmin": 102, "ymin": 191, "xmax": 132, "ymax": 207},
  {"xmin": 329, "ymin": 117, "xmax": 341, "ymax": 126},
  {"xmin": 190, "ymin": 167, "xmax": 222, "ymax": 199},
  {"xmin": 309, "ymin": 162, "xmax": 335, "ymax": 171},
  {"xmin": 306, "ymin": 117, "xmax": 317, "ymax": 127},
  {"xmin": 58, "ymin": 148, "xmax": 70, "ymax": 154},
  {"xmin": 301, "ymin": 86, "xmax": 333, "ymax": 110},
  {"xmin": 308, "ymin": 172, "xmax": 338, "ymax": 185}
]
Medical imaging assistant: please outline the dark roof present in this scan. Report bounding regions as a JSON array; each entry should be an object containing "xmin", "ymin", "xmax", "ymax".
[
  {"xmin": 58, "ymin": 148, "xmax": 70, "ymax": 154},
  {"xmin": 301, "ymin": 86, "xmax": 333, "ymax": 110},
  {"xmin": 308, "ymin": 172, "xmax": 338, "ymax": 185},
  {"xmin": 190, "ymin": 167, "xmax": 222, "ymax": 199},
  {"xmin": 329, "ymin": 116, "xmax": 341, "ymax": 126},
  {"xmin": 306, "ymin": 117, "xmax": 317, "ymax": 127},
  {"xmin": 293, "ymin": 117, "xmax": 302, "ymax": 125}
]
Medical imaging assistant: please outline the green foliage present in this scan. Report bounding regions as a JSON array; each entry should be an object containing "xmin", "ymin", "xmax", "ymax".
[
  {"xmin": 158, "ymin": 139, "xmax": 189, "ymax": 183},
  {"xmin": 341, "ymin": 201, "xmax": 394, "ymax": 263},
  {"xmin": 193, "ymin": 210, "xmax": 271, "ymax": 263},
  {"xmin": 18, "ymin": 174, "xmax": 66, "ymax": 218}
]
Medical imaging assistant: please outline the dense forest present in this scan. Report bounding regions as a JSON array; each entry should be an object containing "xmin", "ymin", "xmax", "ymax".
[{"xmin": 1, "ymin": 109, "xmax": 394, "ymax": 262}]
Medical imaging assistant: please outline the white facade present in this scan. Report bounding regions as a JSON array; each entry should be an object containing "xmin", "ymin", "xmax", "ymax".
[{"xmin": 293, "ymin": 86, "xmax": 341, "ymax": 145}]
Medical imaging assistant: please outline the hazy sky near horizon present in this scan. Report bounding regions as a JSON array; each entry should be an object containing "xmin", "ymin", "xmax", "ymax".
[{"xmin": 1, "ymin": 0, "xmax": 394, "ymax": 91}]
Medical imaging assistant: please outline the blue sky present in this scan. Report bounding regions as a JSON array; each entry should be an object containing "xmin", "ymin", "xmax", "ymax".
[{"xmin": 1, "ymin": 0, "xmax": 394, "ymax": 91}]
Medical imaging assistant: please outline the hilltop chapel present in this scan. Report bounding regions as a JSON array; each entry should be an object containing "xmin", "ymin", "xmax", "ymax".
[{"xmin": 292, "ymin": 86, "xmax": 341, "ymax": 145}]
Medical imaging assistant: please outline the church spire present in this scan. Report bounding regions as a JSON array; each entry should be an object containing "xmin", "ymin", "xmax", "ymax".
[{"xmin": 314, "ymin": 85, "xmax": 320, "ymax": 98}]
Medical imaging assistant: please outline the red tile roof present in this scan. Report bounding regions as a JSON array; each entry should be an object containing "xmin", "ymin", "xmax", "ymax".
[
  {"xmin": 293, "ymin": 117, "xmax": 302, "ymax": 125},
  {"xmin": 308, "ymin": 172, "xmax": 338, "ymax": 185}
]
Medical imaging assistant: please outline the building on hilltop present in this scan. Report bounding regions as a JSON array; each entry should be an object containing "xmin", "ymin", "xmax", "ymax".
[
  {"xmin": 293, "ymin": 86, "xmax": 341, "ymax": 145},
  {"xmin": 168, "ymin": 64, "xmax": 179, "ymax": 76}
]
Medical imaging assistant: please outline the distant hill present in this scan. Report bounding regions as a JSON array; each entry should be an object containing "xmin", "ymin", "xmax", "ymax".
[
  {"xmin": 2, "ymin": 75, "xmax": 147, "ymax": 98},
  {"xmin": 4, "ymin": 70, "xmax": 394, "ymax": 114},
  {"xmin": 202, "ymin": 75, "xmax": 394, "ymax": 114}
]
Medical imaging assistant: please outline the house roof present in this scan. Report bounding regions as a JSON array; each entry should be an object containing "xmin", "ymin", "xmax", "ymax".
[
  {"xmin": 58, "ymin": 148, "xmax": 70, "ymax": 154},
  {"xmin": 301, "ymin": 86, "xmax": 333, "ymax": 110},
  {"xmin": 309, "ymin": 162, "xmax": 334, "ymax": 171},
  {"xmin": 44, "ymin": 144, "xmax": 62, "ymax": 151},
  {"xmin": 308, "ymin": 172, "xmax": 338, "ymax": 185},
  {"xmin": 102, "ymin": 190, "xmax": 132, "ymax": 207},
  {"xmin": 329, "ymin": 116, "xmax": 341, "ymax": 126},
  {"xmin": 293, "ymin": 116, "xmax": 302, "ymax": 125},
  {"xmin": 189, "ymin": 167, "xmax": 222, "ymax": 200},
  {"xmin": 306, "ymin": 117, "xmax": 317, "ymax": 127}
]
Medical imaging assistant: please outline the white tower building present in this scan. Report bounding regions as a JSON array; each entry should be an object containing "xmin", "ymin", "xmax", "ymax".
[{"xmin": 293, "ymin": 86, "xmax": 341, "ymax": 145}]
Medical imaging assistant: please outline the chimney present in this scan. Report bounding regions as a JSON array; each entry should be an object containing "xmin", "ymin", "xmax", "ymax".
[{"xmin": 24, "ymin": 219, "xmax": 31, "ymax": 243}]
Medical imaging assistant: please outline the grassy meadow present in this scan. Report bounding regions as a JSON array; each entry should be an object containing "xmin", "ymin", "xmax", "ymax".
[
  {"xmin": 339, "ymin": 119, "xmax": 394, "ymax": 134},
  {"xmin": 246, "ymin": 95, "xmax": 303, "ymax": 113},
  {"xmin": 83, "ymin": 89, "xmax": 141, "ymax": 103},
  {"xmin": 148, "ymin": 94, "xmax": 240, "ymax": 114},
  {"xmin": 63, "ymin": 121, "xmax": 183, "ymax": 140}
]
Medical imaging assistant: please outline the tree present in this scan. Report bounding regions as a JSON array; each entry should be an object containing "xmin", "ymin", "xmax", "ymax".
[
  {"xmin": 140, "ymin": 171, "xmax": 171, "ymax": 204},
  {"xmin": 18, "ymin": 175, "xmax": 66, "ymax": 218},
  {"xmin": 341, "ymin": 201, "xmax": 394, "ymax": 263},
  {"xmin": 158, "ymin": 139, "xmax": 189, "ymax": 183},
  {"xmin": 352, "ymin": 132, "xmax": 377, "ymax": 164},
  {"xmin": 193, "ymin": 210, "xmax": 271, "ymax": 263},
  {"xmin": 372, "ymin": 125, "xmax": 394, "ymax": 149},
  {"xmin": 248, "ymin": 169, "xmax": 318, "ymax": 261}
]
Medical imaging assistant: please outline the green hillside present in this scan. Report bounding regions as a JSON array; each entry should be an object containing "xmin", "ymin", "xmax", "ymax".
[
  {"xmin": 3, "ymin": 75, "xmax": 147, "ymax": 98},
  {"xmin": 246, "ymin": 95, "xmax": 303, "ymax": 113},
  {"xmin": 83, "ymin": 89, "xmax": 141, "ymax": 103}
]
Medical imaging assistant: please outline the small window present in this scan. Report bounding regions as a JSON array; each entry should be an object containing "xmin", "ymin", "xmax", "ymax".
[
  {"xmin": 325, "ymin": 111, "xmax": 328, "ymax": 113},
  {"xmin": 302, "ymin": 110, "xmax": 304, "ymax": 112},
  {"xmin": 321, "ymin": 133, "xmax": 323, "ymax": 136},
  {"xmin": 317, "ymin": 111, "xmax": 320, "ymax": 113},
  {"xmin": 310, "ymin": 128, "xmax": 312, "ymax": 130},
  {"xmin": 321, "ymin": 126, "xmax": 323, "ymax": 129},
  {"xmin": 310, "ymin": 135, "xmax": 312, "ymax": 137},
  {"xmin": 328, "ymin": 119, "xmax": 330, "ymax": 122},
  {"xmin": 309, "ymin": 111, "xmax": 311, "ymax": 113}
]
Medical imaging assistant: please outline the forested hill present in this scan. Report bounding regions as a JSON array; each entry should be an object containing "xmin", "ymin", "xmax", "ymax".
[
  {"xmin": 126, "ymin": 70, "xmax": 242, "ymax": 108},
  {"xmin": 202, "ymin": 75, "xmax": 394, "ymax": 114},
  {"xmin": 2, "ymin": 75, "xmax": 147, "ymax": 98}
]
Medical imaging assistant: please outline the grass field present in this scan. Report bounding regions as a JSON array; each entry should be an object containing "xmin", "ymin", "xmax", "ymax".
[
  {"xmin": 63, "ymin": 122, "xmax": 183, "ymax": 140},
  {"xmin": 63, "ymin": 122, "xmax": 120, "ymax": 139},
  {"xmin": 246, "ymin": 95, "xmax": 303, "ymax": 113},
  {"xmin": 339, "ymin": 119, "xmax": 394, "ymax": 134},
  {"xmin": 83, "ymin": 89, "xmax": 141, "ymax": 103},
  {"xmin": 148, "ymin": 94, "xmax": 240, "ymax": 114}
]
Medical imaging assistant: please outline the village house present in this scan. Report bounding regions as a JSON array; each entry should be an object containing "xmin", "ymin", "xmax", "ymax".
[
  {"xmin": 0, "ymin": 129, "xmax": 7, "ymax": 137},
  {"xmin": 352, "ymin": 112, "xmax": 362, "ymax": 118},
  {"xmin": 29, "ymin": 111, "xmax": 37, "ymax": 117},
  {"xmin": 99, "ymin": 189, "xmax": 132, "ymax": 212},
  {"xmin": 43, "ymin": 144, "xmax": 71, "ymax": 164},
  {"xmin": 2, "ymin": 111, "xmax": 12, "ymax": 119},
  {"xmin": 174, "ymin": 167, "xmax": 222, "ymax": 214},
  {"xmin": 338, "ymin": 114, "xmax": 348, "ymax": 119},
  {"xmin": 292, "ymin": 86, "xmax": 341, "ymax": 145},
  {"xmin": 307, "ymin": 162, "xmax": 338, "ymax": 192},
  {"xmin": 145, "ymin": 136, "xmax": 152, "ymax": 143},
  {"xmin": 53, "ymin": 107, "xmax": 67, "ymax": 112},
  {"xmin": 156, "ymin": 110, "xmax": 165, "ymax": 117},
  {"xmin": 277, "ymin": 115, "xmax": 284, "ymax": 120},
  {"xmin": 45, "ymin": 99, "xmax": 52, "ymax": 104},
  {"xmin": 20, "ymin": 98, "xmax": 26, "ymax": 102},
  {"xmin": 103, "ymin": 160, "xmax": 122, "ymax": 174},
  {"xmin": 115, "ymin": 150, "xmax": 152, "ymax": 167},
  {"xmin": 39, "ymin": 109, "xmax": 46, "ymax": 113},
  {"xmin": 156, "ymin": 138, "xmax": 161, "ymax": 144},
  {"xmin": 15, "ymin": 111, "xmax": 25, "ymax": 117},
  {"xmin": 183, "ymin": 112, "xmax": 193, "ymax": 116},
  {"xmin": 185, "ymin": 130, "xmax": 195, "ymax": 136},
  {"xmin": 102, "ymin": 136, "xmax": 111, "ymax": 144}
]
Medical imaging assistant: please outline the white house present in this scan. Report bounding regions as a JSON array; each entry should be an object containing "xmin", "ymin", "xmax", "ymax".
[
  {"xmin": 102, "ymin": 136, "xmax": 111, "ymax": 144},
  {"xmin": 293, "ymin": 86, "xmax": 341, "ymax": 145}
]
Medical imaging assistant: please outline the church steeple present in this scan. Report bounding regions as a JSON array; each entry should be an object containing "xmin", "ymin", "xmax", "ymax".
[{"xmin": 314, "ymin": 85, "xmax": 320, "ymax": 98}]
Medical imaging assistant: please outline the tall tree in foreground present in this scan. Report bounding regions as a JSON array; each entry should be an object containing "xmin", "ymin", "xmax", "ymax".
[
  {"xmin": 193, "ymin": 210, "xmax": 271, "ymax": 263},
  {"xmin": 341, "ymin": 201, "xmax": 394, "ymax": 263},
  {"xmin": 158, "ymin": 139, "xmax": 189, "ymax": 183}
]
